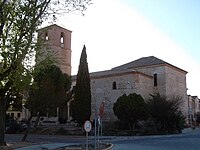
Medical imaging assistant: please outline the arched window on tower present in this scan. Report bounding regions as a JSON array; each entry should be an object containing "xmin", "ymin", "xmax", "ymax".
[
  {"xmin": 112, "ymin": 81, "xmax": 117, "ymax": 90},
  {"xmin": 61, "ymin": 32, "xmax": 64, "ymax": 48},
  {"xmin": 45, "ymin": 32, "xmax": 48, "ymax": 40}
]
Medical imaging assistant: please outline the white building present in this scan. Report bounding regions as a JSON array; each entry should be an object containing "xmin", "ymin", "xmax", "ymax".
[{"xmin": 188, "ymin": 95, "xmax": 200, "ymax": 124}]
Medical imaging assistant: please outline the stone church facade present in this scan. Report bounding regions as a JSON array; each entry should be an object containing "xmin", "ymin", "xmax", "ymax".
[
  {"xmin": 36, "ymin": 24, "xmax": 194, "ymax": 123},
  {"xmin": 83, "ymin": 56, "xmax": 188, "ymax": 121}
]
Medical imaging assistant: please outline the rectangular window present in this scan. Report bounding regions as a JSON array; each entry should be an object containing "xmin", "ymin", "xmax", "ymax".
[
  {"xmin": 112, "ymin": 82, "xmax": 117, "ymax": 90},
  {"xmin": 154, "ymin": 74, "xmax": 157, "ymax": 86}
]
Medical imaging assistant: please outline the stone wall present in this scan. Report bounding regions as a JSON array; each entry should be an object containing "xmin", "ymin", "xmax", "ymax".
[
  {"xmin": 90, "ymin": 72, "xmax": 153, "ymax": 121},
  {"xmin": 165, "ymin": 65, "xmax": 188, "ymax": 116},
  {"xmin": 127, "ymin": 64, "xmax": 188, "ymax": 116}
]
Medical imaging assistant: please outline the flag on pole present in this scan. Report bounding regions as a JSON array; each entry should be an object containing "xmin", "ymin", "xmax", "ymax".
[{"xmin": 99, "ymin": 101, "xmax": 105, "ymax": 118}]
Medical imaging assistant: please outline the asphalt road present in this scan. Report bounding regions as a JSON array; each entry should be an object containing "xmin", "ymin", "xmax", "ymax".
[{"xmin": 5, "ymin": 128, "xmax": 200, "ymax": 150}]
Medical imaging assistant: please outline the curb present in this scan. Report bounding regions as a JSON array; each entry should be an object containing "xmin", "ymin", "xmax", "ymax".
[{"xmin": 103, "ymin": 143, "xmax": 113, "ymax": 150}]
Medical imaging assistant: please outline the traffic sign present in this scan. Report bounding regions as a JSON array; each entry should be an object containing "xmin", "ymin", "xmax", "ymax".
[{"xmin": 84, "ymin": 120, "xmax": 92, "ymax": 132}]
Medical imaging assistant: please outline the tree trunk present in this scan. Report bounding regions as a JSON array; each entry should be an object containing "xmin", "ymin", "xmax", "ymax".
[
  {"xmin": 22, "ymin": 112, "xmax": 40, "ymax": 141},
  {"xmin": 0, "ymin": 99, "xmax": 6, "ymax": 146},
  {"xmin": 21, "ymin": 115, "xmax": 32, "ymax": 142},
  {"xmin": 34, "ymin": 112, "xmax": 40, "ymax": 128}
]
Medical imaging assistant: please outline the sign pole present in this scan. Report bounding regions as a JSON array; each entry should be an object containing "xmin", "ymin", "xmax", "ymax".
[
  {"xmin": 84, "ymin": 120, "xmax": 92, "ymax": 150},
  {"xmin": 86, "ymin": 132, "xmax": 88, "ymax": 150}
]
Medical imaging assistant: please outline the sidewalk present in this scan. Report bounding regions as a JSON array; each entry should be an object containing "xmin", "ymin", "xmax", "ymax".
[{"xmin": 14, "ymin": 143, "xmax": 73, "ymax": 150}]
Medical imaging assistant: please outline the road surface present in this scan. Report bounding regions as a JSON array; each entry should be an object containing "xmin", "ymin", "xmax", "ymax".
[{"xmin": 5, "ymin": 128, "xmax": 200, "ymax": 150}]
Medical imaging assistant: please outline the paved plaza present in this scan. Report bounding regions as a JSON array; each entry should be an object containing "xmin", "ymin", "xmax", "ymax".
[{"xmin": 5, "ymin": 128, "xmax": 200, "ymax": 150}]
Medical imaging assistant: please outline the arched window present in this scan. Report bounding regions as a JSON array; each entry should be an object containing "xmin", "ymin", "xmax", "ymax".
[
  {"xmin": 112, "ymin": 81, "xmax": 117, "ymax": 90},
  {"xmin": 61, "ymin": 32, "xmax": 64, "ymax": 47},
  {"xmin": 45, "ymin": 32, "xmax": 48, "ymax": 40}
]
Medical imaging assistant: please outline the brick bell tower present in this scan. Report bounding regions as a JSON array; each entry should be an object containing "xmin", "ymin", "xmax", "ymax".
[{"xmin": 37, "ymin": 24, "xmax": 72, "ymax": 75}]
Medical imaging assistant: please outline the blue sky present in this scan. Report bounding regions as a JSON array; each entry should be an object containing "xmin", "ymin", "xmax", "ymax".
[
  {"xmin": 56, "ymin": 0, "xmax": 200, "ymax": 97},
  {"xmin": 125, "ymin": 0, "xmax": 200, "ymax": 62}
]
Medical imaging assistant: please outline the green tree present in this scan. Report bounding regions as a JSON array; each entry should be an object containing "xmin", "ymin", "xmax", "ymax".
[
  {"xmin": 6, "ymin": 90, "xmax": 23, "ymax": 111},
  {"xmin": 22, "ymin": 65, "xmax": 71, "ymax": 141},
  {"xmin": 147, "ymin": 93, "xmax": 185, "ymax": 133},
  {"xmin": 113, "ymin": 93, "xmax": 148, "ymax": 130},
  {"xmin": 72, "ymin": 45, "xmax": 91, "ymax": 125},
  {"xmin": 26, "ymin": 65, "xmax": 71, "ymax": 117},
  {"xmin": 0, "ymin": 0, "xmax": 91, "ymax": 145}
]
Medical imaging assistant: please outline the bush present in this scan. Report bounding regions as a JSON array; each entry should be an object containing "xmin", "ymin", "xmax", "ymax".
[
  {"xmin": 113, "ymin": 93, "xmax": 148, "ymax": 130},
  {"xmin": 146, "ymin": 93, "xmax": 185, "ymax": 133}
]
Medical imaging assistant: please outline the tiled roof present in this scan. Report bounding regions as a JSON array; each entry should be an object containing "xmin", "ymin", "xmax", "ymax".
[
  {"xmin": 72, "ymin": 56, "xmax": 187, "ymax": 80},
  {"xmin": 112, "ymin": 56, "xmax": 187, "ymax": 73},
  {"xmin": 112, "ymin": 56, "xmax": 168, "ymax": 70},
  {"xmin": 72, "ymin": 69, "xmax": 136, "ymax": 80},
  {"xmin": 37, "ymin": 24, "xmax": 72, "ymax": 32}
]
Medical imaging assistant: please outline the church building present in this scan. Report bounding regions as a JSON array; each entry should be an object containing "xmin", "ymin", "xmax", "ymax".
[
  {"xmin": 36, "ymin": 24, "xmax": 191, "ymax": 123},
  {"xmin": 73, "ymin": 56, "xmax": 188, "ymax": 121}
]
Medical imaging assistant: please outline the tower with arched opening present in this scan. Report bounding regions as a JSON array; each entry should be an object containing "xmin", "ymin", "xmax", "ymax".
[{"xmin": 37, "ymin": 24, "xmax": 72, "ymax": 75}]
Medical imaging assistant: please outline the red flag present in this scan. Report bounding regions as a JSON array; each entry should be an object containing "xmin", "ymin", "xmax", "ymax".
[{"xmin": 99, "ymin": 101, "xmax": 105, "ymax": 118}]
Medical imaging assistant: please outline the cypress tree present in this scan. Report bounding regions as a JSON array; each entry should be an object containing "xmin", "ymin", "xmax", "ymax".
[{"xmin": 72, "ymin": 45, "xmax": 91, "ymax": 125}]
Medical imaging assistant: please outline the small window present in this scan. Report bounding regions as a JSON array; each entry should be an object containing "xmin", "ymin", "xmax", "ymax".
[
  {"xmin": 112, "ymin": 82, "xmax": 117, "ymax": 90},
  {"xmin": 154, "ymin": 74, "xmax": 157, "ymax": 86},
  {"xmin": 61, "ymin": 32, "xmax": 64, "ymax": 47},
  {"xmin": 45, "ymin": 32, "xmax": 48, "ymax": 40}
]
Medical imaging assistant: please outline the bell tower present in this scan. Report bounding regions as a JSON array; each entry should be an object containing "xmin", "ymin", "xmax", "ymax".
[{"xmin": 37, "ymin": 24, "xmax": 72, "ymax": 75}]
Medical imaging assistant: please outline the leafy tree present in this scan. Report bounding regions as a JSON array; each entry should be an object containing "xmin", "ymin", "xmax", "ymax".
[
  {"xmin": 22, "ymin": 65, "xmax": 71, "ymax": 141},
  {"xmin": 6, "ymin": 90, "xmax": 23, "ymax": 111},
  {"xmin": 26, "ymin": 65, "xmax": 71, "ymax": 117},
  {"xmin": 72, "ymin": 45, "xmax": 91, "ymax": 125},
  {"xmin": 147, "ymin": 93, "xmax": 185, "ymax": 133},
  {"xmin": 113, "ymin": 93, "xmax": 148, "ymax": 130},
  {"xmin": 0, "ymin": 0, "xmax": 91, "ymax": 145}
]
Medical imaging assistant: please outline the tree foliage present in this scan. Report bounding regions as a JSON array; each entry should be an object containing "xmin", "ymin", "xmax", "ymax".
[
  {"xmin": 72, "ymin": 45, "xmax": 91, "ymax": 125},
  {"xmin": 0, "ymin": 0, "xmax": 91, "ymax": 145},
  {"xmin": 26, "ymin": 65, "xmax": 71, "ymax": 116},
  {"xmin": 113, "ymin": 93, "xmax": 148, "ymax": 130},
  {"xmin": 147, "ymin": 93, "xmax": 185, "ymax": 133}
]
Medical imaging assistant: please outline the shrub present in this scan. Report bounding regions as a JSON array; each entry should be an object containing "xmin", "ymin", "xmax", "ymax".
[
  {"xmin": 113, "ymin": 93, "xmax": 148, "ymax": 130},
  {"xmin": 147, "ymin": 93, "xmax": 185, "ymax": 133}
]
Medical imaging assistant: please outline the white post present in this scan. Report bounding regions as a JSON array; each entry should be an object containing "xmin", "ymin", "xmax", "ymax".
[
  {"xmin": 97, "ymin": 122, "xmax": 100, "ymax": 149},
  {"xmin": 57, "ymin": 107, "xmax": 59, "ymax": 118},
  {"xmin": 86, "ymin": 132, "xmax": 89, "ymax": 150}
]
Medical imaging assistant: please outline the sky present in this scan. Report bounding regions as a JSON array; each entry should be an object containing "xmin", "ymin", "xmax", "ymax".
[{"xmin": 54, "ymin": 0, "xmax": 200, "ymax": 97}]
